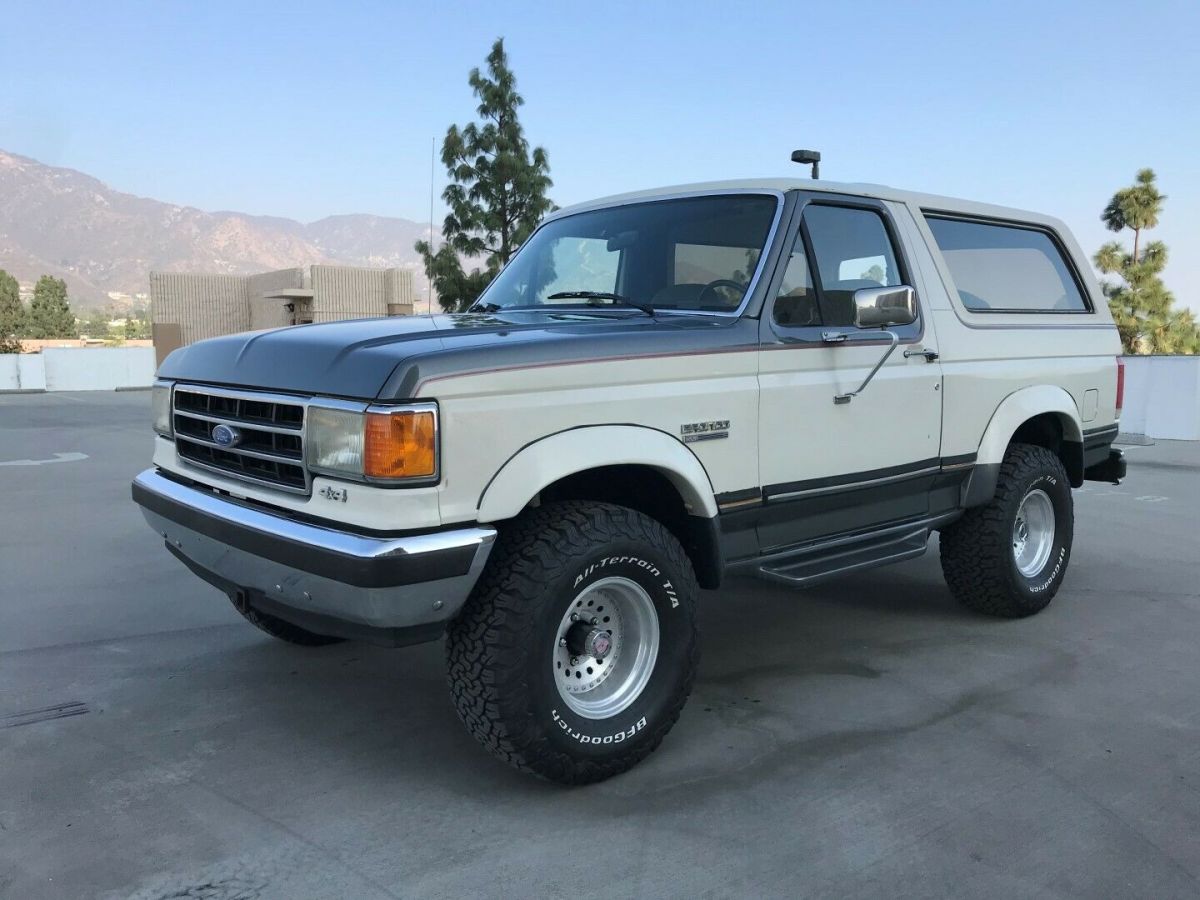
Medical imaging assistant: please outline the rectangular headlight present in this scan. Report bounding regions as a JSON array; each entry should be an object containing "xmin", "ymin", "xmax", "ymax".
[
  {"xmin": 307, "ymin": 406, "xmax": 366, "ymax": 477},
  {"xmin": 306, "ymin": 401, "xmax": 438, "ymax": 484},
  {"xmin": 152, "ymin": 380, "xmax": 173, "ymax": 437}
]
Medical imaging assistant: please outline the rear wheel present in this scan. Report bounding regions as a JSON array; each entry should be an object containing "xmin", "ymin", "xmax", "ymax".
[
  {"xmin": 229, "ymin": 594, "xmax": 345, "ymax": 646},
  {"xmin": 445, "ymin": 501, "xmax": 699, "ymax": 784},
  {"xmin": 940, "ymin": 443, "xmax": 1074, "ymax": 618}
]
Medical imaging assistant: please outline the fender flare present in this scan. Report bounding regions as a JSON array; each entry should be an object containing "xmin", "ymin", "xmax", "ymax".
[
  {"xmin": 963, "ymin": 385, "xmax": 1083, "ymax": 506},
  {"xmin": 476, "ymin": 425, "xmax": 718, "ymax": 522}
]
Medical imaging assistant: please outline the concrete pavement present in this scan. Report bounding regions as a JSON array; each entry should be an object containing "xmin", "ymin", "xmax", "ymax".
[{"xmin": 2, "ymin": 392, "xmax": 1198, "ymax": 899}]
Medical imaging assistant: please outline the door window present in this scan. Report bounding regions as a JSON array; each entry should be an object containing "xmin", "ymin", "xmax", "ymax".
[
  {"xmin": 804, "ymin": 205, "xmax": 904, "ymax": 327},
  {"xmin": 772, "ymin": 237, "xmax": 820, "ymax": 327}
]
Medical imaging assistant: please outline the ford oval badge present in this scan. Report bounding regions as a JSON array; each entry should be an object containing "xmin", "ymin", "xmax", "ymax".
[{"xmin": 211, "ymin": 423, "xmax": 241, "ymax": 447}]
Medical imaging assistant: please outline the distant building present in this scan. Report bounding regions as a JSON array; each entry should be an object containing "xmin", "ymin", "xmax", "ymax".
[{"xmin": 149, "ymin": 265, "xmax": 415, "ymax": 364}]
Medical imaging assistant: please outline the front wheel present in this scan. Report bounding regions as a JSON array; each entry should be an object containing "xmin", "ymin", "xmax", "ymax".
[
  {"xmin": 445, "ymin": 501, "xmax": 699, "ymax": 784},
  {"xmin": 940, "ymin": 443, "xmax": 1074, "ymax": 618}
]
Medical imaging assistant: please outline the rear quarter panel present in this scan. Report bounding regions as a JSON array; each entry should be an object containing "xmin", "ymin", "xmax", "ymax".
[{"xmin": 894, "ymin": 202, "xmax": 1122, "ymax": 460}]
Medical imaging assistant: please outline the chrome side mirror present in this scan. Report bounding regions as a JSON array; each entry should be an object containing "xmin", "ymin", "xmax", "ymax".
[
  {"xmin": 853, "ymin": 285, "xmax": 917, "ymax": 329},
  {"xmin": 827, "ymin": 286, "xmax": 919, "ymax": 405}
]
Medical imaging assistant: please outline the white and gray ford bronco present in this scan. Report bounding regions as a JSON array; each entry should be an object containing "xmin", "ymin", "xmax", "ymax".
[{"xmin": 133, "ymin": 176, "xmax": 1126, "ymax": 783}]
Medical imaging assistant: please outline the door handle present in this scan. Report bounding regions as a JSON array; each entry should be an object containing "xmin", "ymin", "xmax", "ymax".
[{"xmin": 903, "ymin": 348, "xmax": 939, "ymax": 362}]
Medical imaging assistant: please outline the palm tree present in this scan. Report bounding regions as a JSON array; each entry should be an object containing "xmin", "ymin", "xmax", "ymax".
[
  {"xmin": 1100, "ymin": 168, "xmax": 1164, "ymax": 263},
  {"xmin": 1095, "ymin": 169, "xmax": 1197, "ymax": 354}
]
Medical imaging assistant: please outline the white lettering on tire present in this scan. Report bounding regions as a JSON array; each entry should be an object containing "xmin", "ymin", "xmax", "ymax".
[
  {"xmin": 574, "ymin": 556, "xmax": 664, "ymax": 588},
  {"xmin": 1030, "ymin": 546, "xmax": 1066, "ymax": 593},
  {"xmin": 552, "ymin": 709, "xmax": 648, "ymax": 744}
]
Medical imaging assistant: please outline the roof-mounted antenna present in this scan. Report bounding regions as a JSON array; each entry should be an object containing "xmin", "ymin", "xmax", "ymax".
[{"xmin": 791, "ymin": 149, "xmax": 821, "ymax": 180}]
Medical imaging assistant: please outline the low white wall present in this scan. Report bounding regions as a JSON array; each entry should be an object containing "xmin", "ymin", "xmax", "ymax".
[
  {"xmin": 18, "ymin": 354, "xmax": 47, "ymax": 391},
  {"xmin": 0, "ymin": 347, "xmax": 156, "ymax": 392},
  {"xmin": 0, "ymin": 354, "xmax": 17, "ymax": 390},
  {"xmin": 1120, "ymin": 355, "xmax": 1200, "ymax": 441}
]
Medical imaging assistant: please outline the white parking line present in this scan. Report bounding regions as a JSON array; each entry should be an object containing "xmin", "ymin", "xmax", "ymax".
[
  {"xmin": 1076, "ymin": 486, "xmax": 1169, "ymax": 502},
  {"xmin": 0, "ymin": 452, "xmax": 89, "ymax": 467}
]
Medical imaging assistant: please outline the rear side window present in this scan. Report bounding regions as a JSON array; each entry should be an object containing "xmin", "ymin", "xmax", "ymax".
[{"xmin": 925, "ymin": 216, "xmax": 1089, "ymax": 313}]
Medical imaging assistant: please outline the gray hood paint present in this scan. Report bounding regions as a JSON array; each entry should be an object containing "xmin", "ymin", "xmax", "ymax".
[{"xmin": 156, "ymin": 311, "xmax": 760, "ymax": 401}]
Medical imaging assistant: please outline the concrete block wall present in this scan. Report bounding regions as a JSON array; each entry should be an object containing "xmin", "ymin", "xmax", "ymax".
[
  {"xmin": 309, "ymin": 265, "xmax": 415, "ymax": 322},
  {"xmin": 150, "ymin": 272, "xmax": 251, "ymax": 346}
]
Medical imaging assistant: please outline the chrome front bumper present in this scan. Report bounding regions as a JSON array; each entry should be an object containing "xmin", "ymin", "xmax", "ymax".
[{"xmin": 131, "ymin": 469, "xmax": 496, "ymax": 646}]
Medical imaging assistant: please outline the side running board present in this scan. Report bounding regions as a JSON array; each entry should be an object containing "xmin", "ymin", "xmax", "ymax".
[{"xmin": 753, "ymin": 518, "xmax": 947, "ymax": 588}]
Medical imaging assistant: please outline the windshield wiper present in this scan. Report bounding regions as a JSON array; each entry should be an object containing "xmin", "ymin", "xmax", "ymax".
[
  {"xmin": 467, "ymin": 300, "xmax": 502, "ymax": 313},
  {"xmin": 546, "ymin": 291, "xmax": 655, "ymax": 316}
]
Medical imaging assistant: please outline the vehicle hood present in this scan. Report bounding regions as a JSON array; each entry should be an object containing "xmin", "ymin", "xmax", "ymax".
[{"xmin": 157, "ymin": 311, "xmax": 752, "ymax": 400}]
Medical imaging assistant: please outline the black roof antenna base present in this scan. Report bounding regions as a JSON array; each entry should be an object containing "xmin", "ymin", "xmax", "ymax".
[{"xmin": 791, "ymin": 149, "xmax": 821, "ymax": 180}]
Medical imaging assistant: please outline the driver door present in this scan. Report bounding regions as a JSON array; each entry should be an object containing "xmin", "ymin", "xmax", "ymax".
[{"xmin": 756, "ymin": 198, "xmax": 944, "ymax": 551}]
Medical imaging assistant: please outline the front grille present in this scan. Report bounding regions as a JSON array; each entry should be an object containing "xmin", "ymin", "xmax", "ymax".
[{"xmin": 172, "ymin": 385, "xmax": 309, "ymax": 493}]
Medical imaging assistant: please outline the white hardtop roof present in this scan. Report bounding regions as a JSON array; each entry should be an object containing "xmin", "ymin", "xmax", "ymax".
[{"xmin": 547, "ymin": 178, "xmax": 1068, "ymax": 232}]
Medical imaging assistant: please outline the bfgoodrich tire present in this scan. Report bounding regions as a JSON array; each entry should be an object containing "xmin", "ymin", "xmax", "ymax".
[
  {"xmin": 940, "ymin": 443, "xmax": 1074, "ymax": 618},
  {"xmin": 445, "ymin": 501, "xmax": 699, "ymax": 784}
]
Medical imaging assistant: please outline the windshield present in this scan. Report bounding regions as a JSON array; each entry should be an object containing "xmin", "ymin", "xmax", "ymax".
[{"xmin": 474, "ymin": 193, "xmax": 779, "ymax": 314}]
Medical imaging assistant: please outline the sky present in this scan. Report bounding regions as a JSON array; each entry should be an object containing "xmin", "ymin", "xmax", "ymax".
[{"xmin": 2, "ymin": 0, "xmax": 1198, "ymax": 309}]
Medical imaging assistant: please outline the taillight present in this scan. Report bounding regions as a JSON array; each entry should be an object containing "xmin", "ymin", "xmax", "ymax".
[{"xmin": 1115, "ymin": 357, "xmax": 1125, "ymax": 413}]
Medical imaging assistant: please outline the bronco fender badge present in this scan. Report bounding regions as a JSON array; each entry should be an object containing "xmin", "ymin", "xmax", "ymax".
[{"xmin": 681, "ymin": 420, "xmax": 730, "ymax": 443}]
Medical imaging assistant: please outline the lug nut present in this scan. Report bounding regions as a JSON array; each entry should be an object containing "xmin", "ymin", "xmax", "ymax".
[
  {"xmin": 570, "ymin": 657, "xmax": 579, "ymax": 666},
  {"xmin": 570, "ymin": 613, "xmax": 579, "ymax": 622},
  {"xmin": 591, "ymin": 617, "xmax": 599, "ymax": 625},
  {"xmin": 559, "ymin": 638, "xmax": 567, "ymax": 647}
]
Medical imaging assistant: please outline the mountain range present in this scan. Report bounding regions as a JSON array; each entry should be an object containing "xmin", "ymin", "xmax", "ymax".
[{"xmin": 0, "ymin": 149, "xmax": 432, "ymax": 309}]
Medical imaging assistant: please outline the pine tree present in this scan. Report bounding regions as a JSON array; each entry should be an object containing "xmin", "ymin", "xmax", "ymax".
[
  {"xmin": 0, "ymin": 269, "xmax": 23, "ymax": 352},
  {"xmin": 416, "ymin": 38, "xmax": 554, "ymax": 312},
  {"xmin": 1095, "ymin": 169, "xmax": 1199, "ymax": 354},
  {"xmin": 25, "ymin": 275, "xmax": 77, "ymax": 339}
]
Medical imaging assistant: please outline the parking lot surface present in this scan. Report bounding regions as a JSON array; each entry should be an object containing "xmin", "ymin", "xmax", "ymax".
[{"xmin": 2, "ymin": 391, "xmax": 1199, "ymax": 899}]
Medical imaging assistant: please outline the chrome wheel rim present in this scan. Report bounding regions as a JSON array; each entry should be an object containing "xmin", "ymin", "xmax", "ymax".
[
  {"xmin": 1013, "ymin": 489, "xmax": 1055, "ymax": 577},
  {"xmin": 553, "ymin": 576, "xmax": 660, "ymax": 720}
]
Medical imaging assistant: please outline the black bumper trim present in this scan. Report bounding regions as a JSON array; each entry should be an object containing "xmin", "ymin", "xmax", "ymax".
[
  {"xmin": 167, "ymin": 544, "xmax": 447, "ymax": 647},
  {"xmin": 134, "ymin": 479, "xmax": 474, "ymax": 589}
]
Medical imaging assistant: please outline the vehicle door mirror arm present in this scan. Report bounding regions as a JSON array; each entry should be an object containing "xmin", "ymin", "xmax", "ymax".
[{"xmin": 834, "ymin": 331, "xmax": 900, "ymax": 405}]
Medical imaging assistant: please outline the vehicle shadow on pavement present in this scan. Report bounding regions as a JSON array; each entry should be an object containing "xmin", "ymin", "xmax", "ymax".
[{"xmin": 127, "ymin": 560, "xmax": 996, "ymax": 799}]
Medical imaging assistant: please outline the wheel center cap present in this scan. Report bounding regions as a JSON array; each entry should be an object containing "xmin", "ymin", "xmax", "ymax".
[
  {"xmin": 565, "ymin": 621, "xmax": 613, "ymax": 661},
  {"xmin": 587, "ymin": 629, "xmax": 613, "ymax": 660}
]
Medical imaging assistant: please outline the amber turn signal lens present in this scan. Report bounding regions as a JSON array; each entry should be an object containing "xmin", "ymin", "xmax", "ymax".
[{"xmin": 363, "ymin": 409, "xmax": 436, "ymax": 479}]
